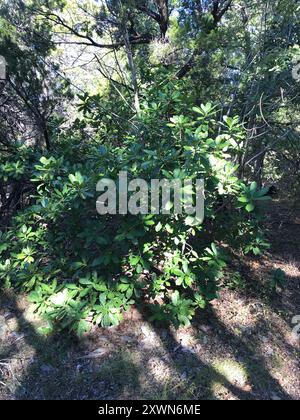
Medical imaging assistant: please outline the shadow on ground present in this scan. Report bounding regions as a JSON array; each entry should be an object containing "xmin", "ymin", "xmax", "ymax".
[
  {"xmin": 0, "ymin": 200, "xmax": 299, "ymax": 400},
  {"xmin": 0, "ymin": 288, "xmax": 298, "ymax": 400}
]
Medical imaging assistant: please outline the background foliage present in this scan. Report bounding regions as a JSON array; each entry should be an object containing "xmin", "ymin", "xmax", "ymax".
[{"xmin": 0, "ymin": 0, "xmax": 299, "ymax": 334}]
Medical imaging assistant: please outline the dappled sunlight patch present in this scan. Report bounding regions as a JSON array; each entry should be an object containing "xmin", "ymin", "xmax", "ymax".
[
  {"xmin": 211, "ymin": 291, "xmax": 259, "ymax": 333},
  {"xmin": 211, "ymin": 381, "xmax": 239, "ymax": 400},
  {"xmin": 276, "ymin": 260, "xmax": 300, "ymax": 279},
  {"xmin": 212, "ymin": 359, "xmax": 249, "ymax": 388},
  {"xmin": 259, "ymin": 254, "xmax": 300, "ymax": 280},
  {"xmin": 174, "ymin": 327, "xmax": 198, "ymax": 348},
  {"xmin": 139, "ymin": 323, "xmax": 163, "ymax": 349},
  {"xmin": 147, "ymin": 356, "xmax": 173, "ymax": 383},
  {"xmin": 49, "ymin": 289, "xmax": 69, "ymax": 306}
]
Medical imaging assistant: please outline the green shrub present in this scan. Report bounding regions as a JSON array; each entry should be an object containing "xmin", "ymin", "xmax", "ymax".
[{"xmin": 0, "ymin": 89, "xmax": 270, "ymax": 334}]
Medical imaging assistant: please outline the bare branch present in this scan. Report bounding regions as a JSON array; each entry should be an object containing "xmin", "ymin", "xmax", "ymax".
[{"xmin": 38, "ymin": 10, "xmax": 152, "ymax": 49}]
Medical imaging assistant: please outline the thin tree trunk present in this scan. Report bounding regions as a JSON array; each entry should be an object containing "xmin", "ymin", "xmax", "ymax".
[
  {"xmin": 155, "ymin": 0, "xmax": 169, "ymax": 40},
  {"xmin": 123, "ymin": 26, "xmax": 141, "ymax": 115},
  {"xmin": 119, "ymin": 3, "xmax": 141, "ymax": 115},
  {"xmin": 254, "ymin": 150, "xmax": 266, "ymax": 188}
]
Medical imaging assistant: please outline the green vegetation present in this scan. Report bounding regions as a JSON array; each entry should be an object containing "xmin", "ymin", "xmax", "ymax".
[{"xmin": 0, "ymin": 0, "xmax": 299, "ymax": 336}]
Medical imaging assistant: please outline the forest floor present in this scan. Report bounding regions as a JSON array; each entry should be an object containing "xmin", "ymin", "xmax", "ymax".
[{"xmin": 0, "ymin": 200, "xmax": 299, "ymax": 400}]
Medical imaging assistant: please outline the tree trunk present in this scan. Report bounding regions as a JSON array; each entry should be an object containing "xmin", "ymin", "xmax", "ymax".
[
  {"xmin": 254, "ymin": 150, "xmax": 266, "ymax": 189},
  {"xmin": 120, "ymin": 6, "xmax": 141, "ymax": 114},
  {"xmin": 155, "ymin": 0, "xmax": 169, "ymax": 40}
]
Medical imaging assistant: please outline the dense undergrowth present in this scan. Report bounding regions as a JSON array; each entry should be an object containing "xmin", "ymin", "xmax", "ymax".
[{"xmin": 0, "ymin": 81, "xmax": 271, "ymax": 335}]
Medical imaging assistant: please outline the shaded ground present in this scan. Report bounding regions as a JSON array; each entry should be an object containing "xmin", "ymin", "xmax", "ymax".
[{"xmin": 0, "ymin": 200, "xmax": 299, "ymax": 400}]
